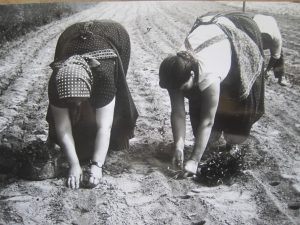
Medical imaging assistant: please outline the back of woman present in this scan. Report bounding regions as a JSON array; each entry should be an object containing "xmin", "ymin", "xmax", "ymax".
[{"xmin": 54, "ymin": 20, "xmax": 131, "ymax": 73}]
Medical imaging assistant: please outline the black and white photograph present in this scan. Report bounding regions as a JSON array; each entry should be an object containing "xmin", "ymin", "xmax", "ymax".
[{"xmin": 0, "ymin": 0, "xmax": 299, "ymax": 224}]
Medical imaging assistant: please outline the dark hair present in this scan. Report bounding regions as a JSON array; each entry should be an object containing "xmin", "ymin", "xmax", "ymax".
[{"xmin": 159, "ymin": 51, "xmax": 199, "ymax": 89}]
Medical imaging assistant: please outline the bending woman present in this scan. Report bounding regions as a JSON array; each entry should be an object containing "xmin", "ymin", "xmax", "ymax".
[
  {"xmin": 47, "ymin": 20, "xmax": 138, "ymax": 189},
  {"xmin": 253, "ymin": 14, "xmax": 287, "ymax": 86},
  {"xmin": 159, "ymin": 13, "xmax": 265, "ymax": 175}
]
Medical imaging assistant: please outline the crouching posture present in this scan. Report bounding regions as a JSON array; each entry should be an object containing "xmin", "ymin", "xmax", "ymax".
[
  {"xmin": 252, "ymin": 14, "xmax": 287, "ymax": 86},
  {"xmin": 159, "ymin": 13, "xmax": 265, "ymax": 175},
  {"xmin": 47, "ymin": 20, "xmax": 138, "ymax": 189}
]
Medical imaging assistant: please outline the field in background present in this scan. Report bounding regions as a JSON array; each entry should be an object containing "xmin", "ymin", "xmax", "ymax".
[
  {"xmin": 0, "ymin": 2, "xmax": 94, "ymax": 45},
  {"xmin": 0, "ymin": 2, "xmax": 299, "ymax": 224}
]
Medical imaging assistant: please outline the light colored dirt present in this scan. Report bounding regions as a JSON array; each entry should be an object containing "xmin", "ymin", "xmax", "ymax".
[{"xmin": 0, "ymin": 1, "xmax": 299, "ymax": 225}]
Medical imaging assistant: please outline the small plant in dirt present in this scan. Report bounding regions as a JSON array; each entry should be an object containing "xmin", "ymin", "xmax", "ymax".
[{"xmin": 195, "ymin": 145, "xmax": 245, "ymax": 186}]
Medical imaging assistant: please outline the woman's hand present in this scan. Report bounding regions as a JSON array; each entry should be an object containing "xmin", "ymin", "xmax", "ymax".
[
  {"xmin": 184, "ymin": 159, "xmax": 198, "ymax": 175},
  {"xmin": 67, "ymin": 162, "xmax": 83, "ymax": 189},
  {"xmin": 172, "ymin": 148, "xmax": 184, "ymax": 169}
]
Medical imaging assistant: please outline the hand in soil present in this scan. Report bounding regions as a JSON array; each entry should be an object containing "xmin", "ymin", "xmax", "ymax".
[
  {"xmin": 184, "ymin": 159, "xmax": 198, "ymax": 176},
  {"xmin": 67, "ymin": 163, "xmax": 83, "ymax": 189},
  {"xmin": 172, "ymin": 149, "xmax": 184, "ymax": 169},
  {"xmin": 278, "ymin": 76, "xmax": 289, "ymax": 86},
  {"xmin": 87, "ymin": 164, "xmax": 103, "ymax": 188}
]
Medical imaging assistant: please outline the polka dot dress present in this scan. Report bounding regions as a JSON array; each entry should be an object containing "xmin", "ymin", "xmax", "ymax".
[
  {"xmin": 47, "ymin": 20, "xmax": 138, "ymax": 152},
  {"xmin": 54, "ymin": 20, "xmax": 130, "ymax": 74}
]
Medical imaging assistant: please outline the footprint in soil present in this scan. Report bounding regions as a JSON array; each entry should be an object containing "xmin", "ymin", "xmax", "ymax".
[
  {"xmin": 192, "ymin": 221, "xmax": 206, "ymax": 225},
  {"xmin": 288, "ymin": 202, "xmax": 300, "ymax": 210},
  {"xmin": 269, "ymin": 181, "xmax": 281, "ymax": 186},
  {"xmin": 179, "ymin": 195, "xmax": 192, "ymax": 200}
]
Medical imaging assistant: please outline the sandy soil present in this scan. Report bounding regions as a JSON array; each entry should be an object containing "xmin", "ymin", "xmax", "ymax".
[{"xmin": 0, "ymin": 1, "xmax": 299, "ymax": 224}]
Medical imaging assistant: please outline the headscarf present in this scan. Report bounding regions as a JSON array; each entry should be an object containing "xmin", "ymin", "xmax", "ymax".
[
  {"xmin": 51, "ymin": 49, "xmax": 118, "ymax": 99},
  {"xmin": 55, "ymin": 55, "xmax": 93, "ymax": 99}
]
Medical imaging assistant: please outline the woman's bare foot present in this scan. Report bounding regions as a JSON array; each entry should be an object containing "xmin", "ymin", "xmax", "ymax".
[{"xmin": 67, "ymin": 163, "xmax": 83, "ymax": 189}]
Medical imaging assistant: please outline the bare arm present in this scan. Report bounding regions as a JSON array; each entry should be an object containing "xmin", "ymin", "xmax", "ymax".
[
  {"xmin": 168, "ymin": 89, "xmax": 186, "ymax": 167},
  {"xmin": 191, "ymin": 82, "xmax": 220, "ymax": 162},
  {"xmin": 50, "ymin": 104, "xmax": 79, "ymax": 166},
  {"xmin": 184, "ymin": 82, "xmax": 220, "ymax": 174},
  {"xmin": 50, "ymin": 104, "xmax": 82, "ymax": 189},
  {"xmin": 92, "ymin": 97, "xmax": 115, "ymax": 165}
]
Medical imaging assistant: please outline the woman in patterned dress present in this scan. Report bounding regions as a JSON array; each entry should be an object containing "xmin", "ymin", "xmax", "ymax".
[{"xmin": 47, "ymin": 20, "xmax": 138, "ymax": 189}]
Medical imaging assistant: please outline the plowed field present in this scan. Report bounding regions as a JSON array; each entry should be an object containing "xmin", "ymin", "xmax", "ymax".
[{"xmin": 0, "ymin": 1, "xmax": 299, "ymax": 224}]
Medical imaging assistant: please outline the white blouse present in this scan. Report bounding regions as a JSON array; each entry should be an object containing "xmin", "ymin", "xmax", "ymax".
[
  {"xmin": 179, "ymin": 16, "xmax": 234, "ymax": 91},
  {"xmin": 253, "ymin": 14, "xmax": 282, "ymax": 59}
]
